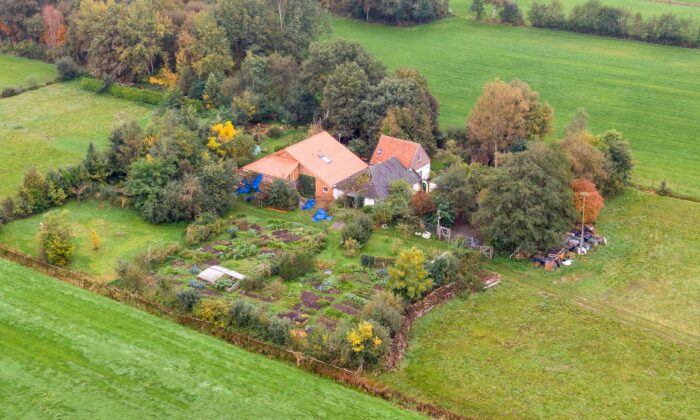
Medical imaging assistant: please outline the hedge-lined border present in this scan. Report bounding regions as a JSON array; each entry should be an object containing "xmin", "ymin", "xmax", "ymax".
[
  {"xmin": 80, "ymin": 77, "xmax": 163, "ymax": 105},
  {"xmin": 0, "ymin": 244, "xmax": 466, "ymax": 420}
]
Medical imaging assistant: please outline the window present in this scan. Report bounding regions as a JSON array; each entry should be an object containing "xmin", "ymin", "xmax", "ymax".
[
  {"xmin": 322, "ymin": 187, "xmax": 329, "ymax": 193},
  {"xmin": 377, "ymin": 148, "xmax": 382, "ymax": 155},
  {"xmin": 417, "ymin": 153, "xmax": 422, "ymax": 162},
  {"xmin": 319, "ymin": 154, "xmax": 332, "ymax": 164}
]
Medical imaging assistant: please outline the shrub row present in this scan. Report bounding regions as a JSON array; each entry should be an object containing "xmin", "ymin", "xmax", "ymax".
[
  {"xmin": 529, "ymin": 0, "xmax": 700, "ymax": 48},
  {"xmin": 80, "ymin": 77, "xmax": 164, "ymax": 105}
]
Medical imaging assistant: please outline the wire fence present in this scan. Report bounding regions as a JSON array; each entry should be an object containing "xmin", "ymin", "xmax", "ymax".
[{"xmin": 0, "ymin": 244, "xmax": 464, "ymax": 420}]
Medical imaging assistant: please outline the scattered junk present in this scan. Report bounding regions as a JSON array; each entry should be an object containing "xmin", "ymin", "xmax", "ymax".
[
  {"xmin": 236, "ymin": 174, "xmax": 263, "ymax": 194},
  {"xmin": 415, "ymin": 231, "xmax": 432, "ymax": 239},
  {"xmin": 301, "ymin": 198, "xmax": 316, "ymax": 211},
  {"xmin": 532, "ymin": 225, "xmax": 608, "ymax": 271},
  {"xmin": 480, "ymin": 272, "xmax": 502, "ymax": 288},
  {"xmin": 311, "ymin": 208, "xmax": 333, "ymax": 222},
  {"xmin": 197, "ymin": 265, "xmax": 245, "ymax": 291}
]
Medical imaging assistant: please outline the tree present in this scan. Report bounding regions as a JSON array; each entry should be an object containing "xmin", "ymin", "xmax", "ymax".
[
  {"xmin": 571, "ymin": 179, "xmax": 604, "ymax": 224},
  {"xmin": 322, "ymin": 62, "xmax": 371, "ymax": 141},
  {"xmin": 388, "ymin": 247, "xmax": 433, "ymax": 301},
  {"xmin": 561, "ymin": 131, "xmax": 608, "ymax": 186},
  {"xmin": 470, "ymin": 0, "xmax": 486, "ymax": 20},
  {"xmin": 266, "ymin": 179, "xmax": 299, "ymax": 210},
  {"xmin": 106, "ymin": 118, "xmax": 144, "ymax": 179},
  {"xmin": 301, "ymin": 40, "xmax": 386, "ymax": 96},
  {"xmin": 177, "ymin": 11, "xmax": 233, "ymax": 78},
  {"xmin": 500, "ymin": 2, "xmax": 524, "ymax": 25},
  {"xmin": 83, "ymin": 142, "xmax": 107, "ymax": 183},
  {"xmin": 468, "ymin": 79, "xmax": 553, "ymax": 166},
  {"xmin": 38, "ymin": 213, "xmax": 75, "ymax": 266},
  {"xmin": 599, "ymin": 130, "xmax": 633, "ymax": 195},
  {"xmin": 126, "ymin": 158, "xmax": 177, "ymax": 211},
  {"xmin": 198, "ymin": 162, "xmax": 238, "ymax": 215},
  {"xmin": 41, "ymin": 5, "xmax": 66, "ymax": 47},
  {"xmin": 341, "ymin": 213, "xmax": 374, "ymax": 246},
  {"xmin": 410, "ymin": 191, "xmax": 436, "ymax": 216},
  {"xmin": 475, "ymin": 143, "xmax": 577, "ymax": 254},
  {"xmin": 433, "ymin": 162, "xmax": 488, "ymax": 221},
  {"xmin": 14, "ymin": 168, "xmax": 48, "ymax": 217}
]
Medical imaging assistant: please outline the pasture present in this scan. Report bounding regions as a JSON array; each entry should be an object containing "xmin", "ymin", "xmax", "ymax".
[
  {"xmin": 497, "ymin": 189, "xmax": 700, "ymax": 337},
  {"xmin": 382, "ymin": 189, "xmax": 700, "ymax": 417},
  {"xmin": 0, "ymin": 81, "xmax": 152, "ymax": 198},
  {"xmin": 0, "ymin": 200, "xmax": 185, "ymax": 281},
  {"xmin": 331, "ymin": 16, "xmax": 700, "ymax": 198},
  {"xmin": 381, "ymin": 280, "xmax": 700, "ymax": 418},
  {"xmin": 0, "ymin": 259, "xmax": 417, "ymax": 418},
  {"xmin": 0, "ymin": 54, "xmax": 56, "ymax": 89}
]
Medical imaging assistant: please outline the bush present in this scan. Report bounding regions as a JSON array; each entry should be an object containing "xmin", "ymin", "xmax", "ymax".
[
  {"xmin": 185, "ymin": 213, "xmax": 226, "ymax": 245},
  {"xmin": 229, "ymin": 299, "xmax": 260, "ymax": 329},
  {"xmin": 214, "ymin": 278, "xmax": 234, "ymax": 291},
  {"xmin": 267, "ymin": 126, "xmax": 283, "ymax": 138},
  {"xmin": 343, "ymin": 238, "xmax": 360, "ymax": 257},
  {"xmin": 1, "ymin": 86, "xmax": 20, "ymax": 98},
  {"xmin": 266, "ymin": 317, "xmax": 291, "ymax": 345},
  {"xmin": 361, "ymin": 291, "xmax": 404, "ymax": 335},
  {"xmin": 344, "ymin": 320, "xmax": 391, "ymax": 369},
  {"xmin": 658, "ymin": 180, "xmax": 672, "ymax": 196},
  {"xmin": 277, "ymin": 251, "xmax": 315, "ymax": 280},
  {"xmin": 500, "ymin": 2, "xmax": 524, "ymax": 25},
  {"xmin": 56, "ymin": 57, "xmax": 78, "ymax": 81},
  {"xmin": 298, "ymin": 174, "xmax": 316, "ymax": 198},
  {"xmin": 341, "ymin": 213, "xmax": 374, "ymax": 246},
  {"xmin": 266, "ymin": 179, "xmax": 300, "ymax": 210},
  {"xmin": 240, "ymin": 276, "xmax": 265, "ymax": 291},
  {"xmin": 115, "ymin": 258, "xmax": 147, "ymax": 292},
  {"xmin": 193, "ymin": 299, "xmax": 229, "ymax": 327},
  {"xmin": 177, "ymin": 289, "xmax": 201, "ymax": 312},
  {"xmin": 427, "ymin": 252, "xmax": 460, "ymax": 287},
  {"xmin": 37, "ymin": 213, "xmax": 74, "ymax": 267}
]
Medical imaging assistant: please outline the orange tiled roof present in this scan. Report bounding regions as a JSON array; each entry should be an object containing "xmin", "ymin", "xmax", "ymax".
[
  {"xmin": 241, "ymin": 151, "xmax": 299, "ymax": 180},
  {"xmin": 370, "ymin": 135, "xmax": 424, "ymax": 169},
  {"xmin": 285, "ymin": 131, "xmax": 368, "ymax": 186}
]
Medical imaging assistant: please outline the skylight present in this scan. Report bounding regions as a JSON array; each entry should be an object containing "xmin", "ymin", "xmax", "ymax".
[{"xmin": 319, "ymin": 154, "xmax": 332, "ymax": 164}]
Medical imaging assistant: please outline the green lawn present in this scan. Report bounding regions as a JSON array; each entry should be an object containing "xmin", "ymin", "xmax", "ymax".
[
  {"xmin": 0, "ymin": 81, "xmax": 153, "ymax": 198},
  {"xmin": 0, "ymin": 259, "xmax": 418, "ymax": 418},
  {"xmin": 449, "ymin": 0, "xmax": 700, "ymax": 20},
  {"xmin": 496, "ymin": 189, "xmax": 700, "ymax": 337},
  {"xmin": 381, "ymin": 280, "xmax": 700, "ymax": 418},
  {"xmin": 0, "ymin": 200, "xmax": 185, "ymax": 281},
  {"xmin": 381, "ymin": 188, "xmax": 700, "ymax": 417},
  {"xmin": 0, "ymin": 54, "xmax": 57, "ymax": 89},
  {"xmin": 331, "ymin": 16, "xmax": 700, "ymax": 198}
]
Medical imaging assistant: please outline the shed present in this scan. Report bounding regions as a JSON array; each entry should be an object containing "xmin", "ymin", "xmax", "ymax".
[{"xmin": 197, "ymin": 265, "xmax": 246, "ymax": 284}]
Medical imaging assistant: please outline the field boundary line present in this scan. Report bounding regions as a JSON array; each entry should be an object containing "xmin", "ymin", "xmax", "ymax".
[
  {"xmin": 0, "ymin": 244, "xmax": 466, "ymax": 420},
  {"xmin": 495, "ymin": 266, "xmax": 700, "ymax": 350}
]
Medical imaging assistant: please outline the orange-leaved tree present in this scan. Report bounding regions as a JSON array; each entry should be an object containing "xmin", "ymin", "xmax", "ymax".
[{"xmin": 571, "ymin": 178, "xmax": 604, "ymax": 224}]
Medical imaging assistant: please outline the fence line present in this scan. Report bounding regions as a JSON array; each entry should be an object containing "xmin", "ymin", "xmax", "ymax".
[{"xmin": 0, "ymin": 244, "xmax": 464, "ymax": 419}]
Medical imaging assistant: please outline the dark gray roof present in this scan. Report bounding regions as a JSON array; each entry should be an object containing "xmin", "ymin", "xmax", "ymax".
[{"xmin": 338, "ymin": 157, "xmax": 421, "ymax": 200}]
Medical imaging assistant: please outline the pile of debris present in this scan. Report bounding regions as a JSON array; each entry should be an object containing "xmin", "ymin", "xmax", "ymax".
[{"xmin": 532, "ymin": 225, "xmax": 608, "ymax": 271}]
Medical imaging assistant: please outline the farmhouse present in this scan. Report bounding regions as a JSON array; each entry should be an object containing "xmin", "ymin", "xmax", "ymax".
[
  {"xmin": 336, "ymin": 157, "xmax": 421, "ymax": 206},
  {"xmin": 370, "ymin": 135, "xmax": 431, "ymax": 181},
  {"xmin": 241, "ymin": 131, "xmax": 368, "ymax": 202}
]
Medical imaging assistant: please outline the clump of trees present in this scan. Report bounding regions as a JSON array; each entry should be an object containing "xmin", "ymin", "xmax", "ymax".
[
  {"xmin": 528, "ymin": 0, "xmax": 700, "ymax": 48},
  {"xmin": 37, "ymin": 212, "xmax": 74, "ymax": 266},
  {"xmin": 324, "ymin": 0, "xmax": 450, "ymax": 25}
]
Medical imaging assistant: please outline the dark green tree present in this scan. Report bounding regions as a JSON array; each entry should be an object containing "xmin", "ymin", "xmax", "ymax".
[
  {"xmin": 321, "ymin": 62, "xmax": 371, "ymax": 141},
  {"xmin": 469, "ymin": 0, "xmax": 486, "ymax": 20},
  {"xmin": 475, "ymin": 143, "xmax": 577, "ymax": 254},
  {"xmin": 83, "ymin": 142, "xmax": 108, "ymax": 183}
]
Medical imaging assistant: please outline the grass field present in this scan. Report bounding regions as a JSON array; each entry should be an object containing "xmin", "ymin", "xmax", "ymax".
[
  {"xmin": 449, "ymin": 0, "xmax": 700, "ymax": 20},
  {"xmin": 331, "ymin": 16, "xmax": 700, "ymax": 198},
  {"xmin": 0, "ymin": 200, "xmax": 185, "ymax": 281},
  {"xmin": 496, "ymin": 189, "xmax": 700, "ymax": 337},
  {"xmin": 0, "ymin": 259, "xmax": 417, "ymax": 418},
  {"xmin": 382, "ymin": 188, "xmax": 700, "ymax": 417},
  {"xmin": 381, "ymin": 280, "xmax": 700, "ymax": 418},
  {"xmin": 0, "ymin": 54, "xmax": 56, "ymax": 89},
  {"xmin": 0, "ymin": 81, "xmax": 152, "ymax": 198}
]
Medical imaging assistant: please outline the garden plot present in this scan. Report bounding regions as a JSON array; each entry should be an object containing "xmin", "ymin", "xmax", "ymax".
[{"xmin": 150, "ymin": 216, "xmax": 391, "ymax": 330}]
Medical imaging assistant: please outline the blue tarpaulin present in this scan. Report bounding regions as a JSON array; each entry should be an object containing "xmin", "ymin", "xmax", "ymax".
[
  {"xmin": 312, "ymin": 208, "xmax": 332, "ymax": 222},
  {"xmin": 302, "ymin": 199, "xmax": 316, "ymax": 211}
]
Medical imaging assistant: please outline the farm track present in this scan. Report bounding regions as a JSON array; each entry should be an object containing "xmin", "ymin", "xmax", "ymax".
[{"xmin": 495, "ymin": 266, "xmax": 700, "ymax": 351}]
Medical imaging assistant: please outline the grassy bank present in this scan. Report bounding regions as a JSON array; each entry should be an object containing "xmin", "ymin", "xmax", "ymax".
[
  {"xmin": 0, "ymin": 54, "xmax": 56, "ymax": 89},
  {"xmin": 0, "ymin": 258, "xmax": 418, "ymax": 418}
]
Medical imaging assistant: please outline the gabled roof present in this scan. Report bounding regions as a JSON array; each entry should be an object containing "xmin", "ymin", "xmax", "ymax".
[
  {"xmin": 284, "ymin": 131, "xmax": 368, "ymax": 186},
  {"xmin": 241, "ymin": 151, "xmax": 299, "ymax": 180},
  {"xmin": 338, "ymin": 157, "xmax": 420, "ymax": 200},
  {"xmin": 370, "ymin": 135, "xmax": 427, "ymax": 168}
]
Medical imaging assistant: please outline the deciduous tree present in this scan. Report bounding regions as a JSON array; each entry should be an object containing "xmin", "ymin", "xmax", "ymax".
[
  {"xmin": 388, "ymin": 247, "xmax": 433, "ymax": 301},
  {"xmin": 571, "ymin": 178, "xmax": 604, "ymax": 223}
]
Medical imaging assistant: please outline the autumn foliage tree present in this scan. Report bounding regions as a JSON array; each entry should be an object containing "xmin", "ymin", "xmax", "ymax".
[
  {"xmin": 571, "ymin": 178, "xmax": 604, "ymax": 224},
  {"xmin": 388, "ymin": 247, "xmax": 433, "ymax": 301},
  {"xmin": 467, "ymin": 79, "xmax": 553, "ymax": 166},
  {"xmin": 410, "ymin": 191, "xmax": 436, "ymax": 216},
  {"xmin": 41, "ymin": 5, "xmax": 67, "ymax": 47}
]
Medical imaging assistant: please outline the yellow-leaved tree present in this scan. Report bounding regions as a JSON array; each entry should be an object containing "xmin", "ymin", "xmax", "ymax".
[
  {"xmin": 388, "ymin": 247, "xmax": 433, "ymax": 301},
  {"xmin": 90, "ymin": 229, "xmax": 101, "ymax": 251}
]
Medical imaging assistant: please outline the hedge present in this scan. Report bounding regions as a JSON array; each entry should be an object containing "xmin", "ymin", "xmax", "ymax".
[{"xmin": 80, "ymin": 77, "xmax": 163, "ymax": 105}]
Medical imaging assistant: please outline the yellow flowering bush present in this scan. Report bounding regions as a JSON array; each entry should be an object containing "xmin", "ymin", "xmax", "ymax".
[
  {"xmin": 193, "ymin": 299, "xmax": 229, "ymax": 328},
  {"xmin": 207, "ymin": 121, "xmax": 241, "ymax": 157},
  {"xmin": 148, "ymin": 67, "xmax": 177, "ymax": 87},
  {"xmin": 344, "ymin": 320, "xmax": 389, "ymax": 369}
]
